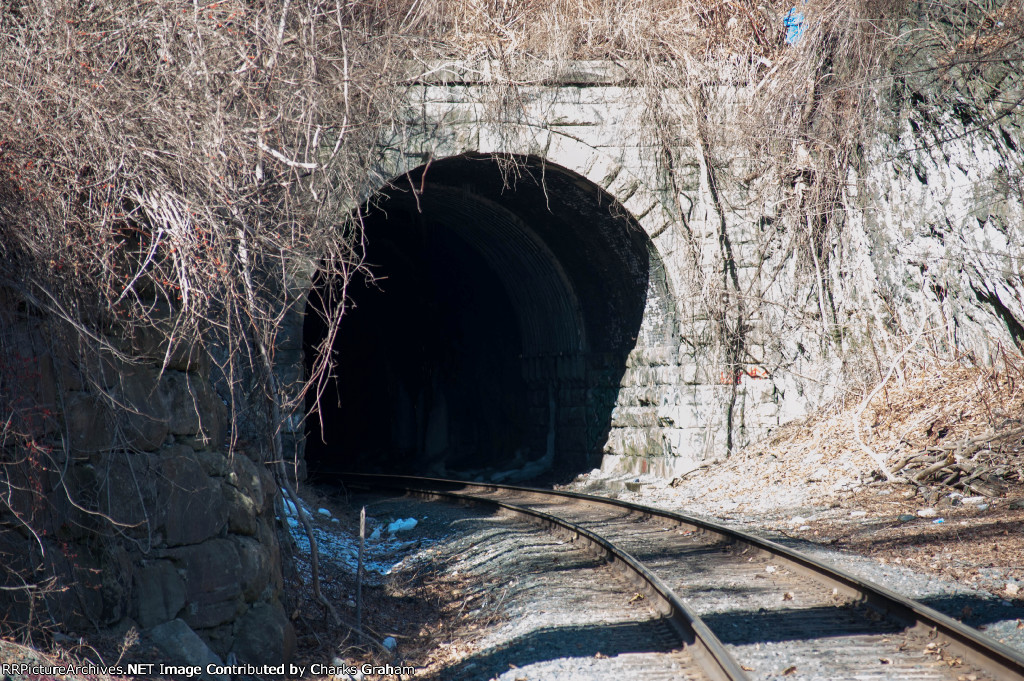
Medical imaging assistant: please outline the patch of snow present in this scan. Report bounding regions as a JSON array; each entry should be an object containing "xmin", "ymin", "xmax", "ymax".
[
  {"xmin": 318, "ymin": 508, "xmax": 332, "ymax": 517},
  {"xmin": 285, "ymin": 507, "xmax": 436, "ymax": 583},
  {"xmin": 388, "ymin": 518, "xmax": 418, "ymax": 534},
  {"xmin": 279, "ymin": 488, "xmax": 313, "ymax": 523}
]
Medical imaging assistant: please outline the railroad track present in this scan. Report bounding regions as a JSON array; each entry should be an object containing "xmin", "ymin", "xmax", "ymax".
[{"xmin": 339, "ymin": 473, "xmax": 1024, "ymax": 681}]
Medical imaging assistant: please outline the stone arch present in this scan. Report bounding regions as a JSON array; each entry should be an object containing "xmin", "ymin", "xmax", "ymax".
[
  {"xmin": 370, "ymin": 122, "xmax": 678, "ymax": 240},
  {"xmin": 367, "ymin": 119, "xmax": 690, "ymax": 317},
  {"xmin": 302, "ymin": 150, "xmax": 679, "ymax": 482}
]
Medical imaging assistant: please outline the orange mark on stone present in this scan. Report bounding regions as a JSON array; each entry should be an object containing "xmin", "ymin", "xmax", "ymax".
[{"xmin": 719, "ymin": 367, "xmax": 770, "ymax": 384}]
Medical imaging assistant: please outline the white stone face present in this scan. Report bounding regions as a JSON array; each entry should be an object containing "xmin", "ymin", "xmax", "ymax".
[{"xmin": 298, "ymin": 68, "xmax": 1024, "ymax": 475}]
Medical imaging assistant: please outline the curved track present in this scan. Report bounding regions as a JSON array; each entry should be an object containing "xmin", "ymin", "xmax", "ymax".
[{"xmin": 339, "ymin": 473, "xmax": 1024, "ymax": 681}]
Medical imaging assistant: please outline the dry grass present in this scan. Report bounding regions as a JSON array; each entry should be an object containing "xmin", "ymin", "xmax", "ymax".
[{"xmin": 745, "ymin": 349, "xmax": 1024, "ymax": 492}]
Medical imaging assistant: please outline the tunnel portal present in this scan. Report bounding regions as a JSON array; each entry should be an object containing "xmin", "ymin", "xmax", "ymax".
[{"xmin": 304, "ymin": 153, "xmax": 666, "ymax": 481}]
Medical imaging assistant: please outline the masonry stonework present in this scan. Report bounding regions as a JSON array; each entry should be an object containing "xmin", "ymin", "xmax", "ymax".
[
  {"xmin": 289, "ymin": 61, "xmax": 1024, "ymax": 479},
  {"xmin": 6, "ymin": 59, "xmax": 1018, "ymax": 657},
  {"xmin": 0, "ymin": 306, "xmax": 294, "ymax": 666}
]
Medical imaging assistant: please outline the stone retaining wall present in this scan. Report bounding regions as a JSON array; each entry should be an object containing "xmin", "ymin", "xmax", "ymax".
[{"xmin": 0, "ymin": 305, "xmax": 293, "ymax": 665}]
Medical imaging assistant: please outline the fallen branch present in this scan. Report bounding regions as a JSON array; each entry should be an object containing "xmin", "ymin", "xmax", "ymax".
[{"xmin": 911, "ymin": 453, "xmax": 954, "ymax": 483}]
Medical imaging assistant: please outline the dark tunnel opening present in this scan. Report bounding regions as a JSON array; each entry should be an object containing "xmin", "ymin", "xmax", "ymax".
[{"xmin": 304, "ymin": 153, "xmax": 662, "ymax": 482}]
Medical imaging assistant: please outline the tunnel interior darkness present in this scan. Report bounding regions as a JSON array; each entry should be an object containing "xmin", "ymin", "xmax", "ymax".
[{"xmin": 304, "ymin": 153, "xmax": 672, "ymax": 480}]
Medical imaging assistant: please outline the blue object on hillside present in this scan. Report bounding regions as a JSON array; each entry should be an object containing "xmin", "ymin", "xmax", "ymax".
[{"xmin": 783, "ymin": 5, "xmax": 806, "ymax": 45}]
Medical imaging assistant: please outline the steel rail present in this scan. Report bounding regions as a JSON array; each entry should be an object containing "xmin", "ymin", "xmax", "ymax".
[
  {"xmin": 341, "ymin": 473, "xmax": 750, "ymax": 681},
  {"xmin": 338, "ymin": 472, "xmax": 1024, "ymax": 681}
]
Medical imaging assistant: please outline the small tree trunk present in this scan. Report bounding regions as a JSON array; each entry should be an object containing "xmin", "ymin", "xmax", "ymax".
[{"xmin": 357, "ymin": 506, "xmax": 365, "ymax": 635}]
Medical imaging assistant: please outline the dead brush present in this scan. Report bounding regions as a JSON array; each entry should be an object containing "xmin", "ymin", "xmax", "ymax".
[{"xmin": 880, "ymin": 346, "xmax": 1024, "ymax": 495}]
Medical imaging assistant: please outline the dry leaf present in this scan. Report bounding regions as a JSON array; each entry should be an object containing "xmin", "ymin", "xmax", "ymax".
[
  {"xmin": 782, "ymin": 665, "xmax": 797, "ymax": 675},
  {"xmin": 628, "ymin": 592, "xmax": 645, "ymax": 603},
  {"xmin": 741, "ymin": 666, "xmax": 755, "ymax": 672},
  {"xmin": 783, "ymin": 591, "xmax": 795, "ymax": 601}
]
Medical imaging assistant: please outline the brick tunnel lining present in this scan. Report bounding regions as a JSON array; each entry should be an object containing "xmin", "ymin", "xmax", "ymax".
[{"xmin": 304, "ymin": 154, "xmax": 661, "ymax": 481}]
